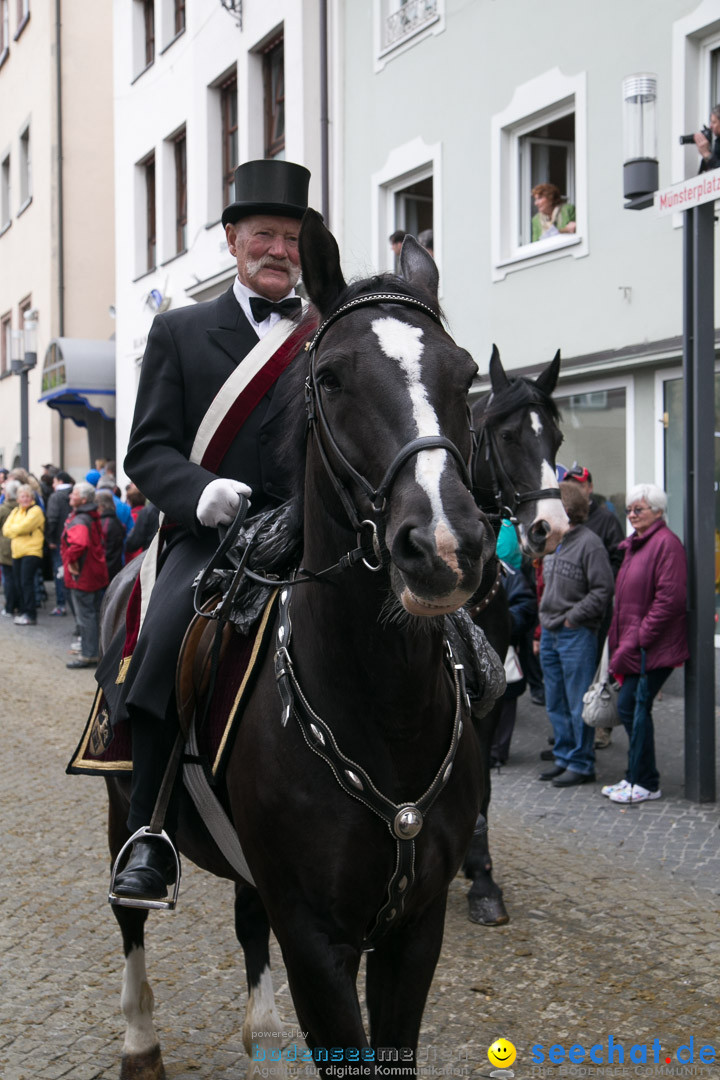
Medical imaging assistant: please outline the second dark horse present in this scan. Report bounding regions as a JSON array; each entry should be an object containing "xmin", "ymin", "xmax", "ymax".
[{"xmin": 464, "ymin": 346, "xmax": 568, "ymax": 925}]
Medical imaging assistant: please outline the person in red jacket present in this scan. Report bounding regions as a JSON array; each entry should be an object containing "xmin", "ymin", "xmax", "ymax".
[
  {"xmin": 60, "ymin": 481, "xmax": 109, "ymax": 669},
  {"xmin": 604, "ymin": 483, "xmax": 689, "ymax": 804}
]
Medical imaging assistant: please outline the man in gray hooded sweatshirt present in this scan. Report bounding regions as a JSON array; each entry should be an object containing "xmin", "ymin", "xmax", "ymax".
[{"xmin": 538, "ymin": 481, "xmax": 614, "ymax": 787}]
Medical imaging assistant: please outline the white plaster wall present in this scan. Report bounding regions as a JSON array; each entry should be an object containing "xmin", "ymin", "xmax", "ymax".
[{"xmin": 340, "ymin": 0, "xmax": 709, "ymax": 372}]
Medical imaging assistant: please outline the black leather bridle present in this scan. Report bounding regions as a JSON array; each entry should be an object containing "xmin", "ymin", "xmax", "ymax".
[
  {"xmin": 472, "ymin": 410, "xmax": 562, "ymax": 523},
  {"xmin": 305, "ymin": 292, "xmax": 474, "ymax": 564}
]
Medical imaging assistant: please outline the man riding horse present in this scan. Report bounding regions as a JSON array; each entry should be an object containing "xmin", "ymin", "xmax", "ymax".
[{"xmin": 101, "ymin": 159, "xmax": 315, "ymax": 903}]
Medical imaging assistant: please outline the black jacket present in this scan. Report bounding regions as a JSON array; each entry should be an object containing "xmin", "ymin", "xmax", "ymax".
[
  {"xmin": 45, "ymin": 485, "xmax": 73, "ymax": 546},
  {"xmin": 124, "ymin": 287, "xmax": 306, "ymax": 532},
  {"xmin": 699, "ymin": 136, "xmax": 720, "ymax": 172},
  {"xmin": 583, "ymin": 498, "xmax": 625, "ymax": 578}
]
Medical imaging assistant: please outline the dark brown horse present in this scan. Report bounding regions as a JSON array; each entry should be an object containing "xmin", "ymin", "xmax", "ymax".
[
  {"xmin": 104, "ymin": 211, "xmax": 497, "ymax": 1079},
  {"xmin": 463, "ymin": 349, "xmax": 568, "ymax": 925}
]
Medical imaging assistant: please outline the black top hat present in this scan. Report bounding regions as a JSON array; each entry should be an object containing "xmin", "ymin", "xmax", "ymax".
[{"xmin": 221, "ymin": 159, "xmax": 311, "ymax": 227}]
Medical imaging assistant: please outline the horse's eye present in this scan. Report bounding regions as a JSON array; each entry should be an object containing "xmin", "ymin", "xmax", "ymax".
[
  {"xmin": 317, "ymin": 371, "xmax": 340, "ymax": 393},
  {"xmin": 499, "ymin": 430, "xmax": 515, "ymax": 443}
]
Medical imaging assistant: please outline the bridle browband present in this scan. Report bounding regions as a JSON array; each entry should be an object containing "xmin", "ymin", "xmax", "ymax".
[
  {"xmin": 473, "ymin": 396, "xmax": 562, "ymax": 522},
  {"xmin": 305, "ymin": 292, "xmax": 474, "ymax": 550}
]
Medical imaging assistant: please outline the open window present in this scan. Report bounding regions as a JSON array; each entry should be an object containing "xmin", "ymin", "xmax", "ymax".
[
  {"xmin": 491, "ymin": 69, "xmax": 587, "ymax": 280},
  {"xmin": 373, "ymin": 138, "xmax": 440, "ymax": 276},
  {"xmin": 672, "ymin": 6, "xmax": 720, "ymax": 186}
]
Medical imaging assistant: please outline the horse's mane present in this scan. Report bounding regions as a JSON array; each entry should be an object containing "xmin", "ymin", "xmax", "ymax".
[
  {"xmin": 476, "ymin": 374, "xmax": 561, "ymax": 428},
  {"xmin": 277, "ymin": 273, "xmax": 444, "ymax": 532}
]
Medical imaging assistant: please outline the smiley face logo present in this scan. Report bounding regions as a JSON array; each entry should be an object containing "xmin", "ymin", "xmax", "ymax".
[{"xmin": 487, "ymin": 1038, "xmax": 517, "ymax": 1069}]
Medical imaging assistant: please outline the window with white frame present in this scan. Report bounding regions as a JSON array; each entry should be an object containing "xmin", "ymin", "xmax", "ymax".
[
  {"xmin": 372, "ymin": 138, "xmax": 441, "ymax": 276},
  {"xmin": 491, "ymin": 70, "xmax": 587, "ymax": 281},
  {"xmin": 1, "ymin": 154, "xmax": 10, "ymax": 226},
  {"xmin": 133, "ymin": 0, "xmax": 155, "ymax": 77},
  {"xmin": 0, "ymin": 0, "xmax": 9, "ymax": 55},
  {"xmin": 18, "ymin": 124, "xmax": 30, "ymax": 207},
  {"xmin": 672, "ymin": 7, "xmax": 720, "ymax": 184},
  {"xmin": 159, "ymin": 0, "xmax": 184, "ymax": 50},
  {"xmin": 1, "ymin": 311, "xmax": 11, "ymax": 376},
  {"xmin": 375, "ymin": 0, "xmax": 443, "ymax": 66}
]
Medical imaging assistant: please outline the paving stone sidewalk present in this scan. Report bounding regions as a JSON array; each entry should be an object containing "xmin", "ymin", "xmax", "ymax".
[{"xmin": 0, "ymin": 604, "xmax": 718, "ymax": 1080}]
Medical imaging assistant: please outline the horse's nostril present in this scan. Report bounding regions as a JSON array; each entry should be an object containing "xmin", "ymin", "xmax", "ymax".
[{"xmin": 529, "ymin": 519, "xmax": 551, "ymax": 541}]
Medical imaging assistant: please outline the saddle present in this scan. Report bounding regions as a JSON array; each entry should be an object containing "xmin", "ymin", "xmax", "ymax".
[{"xmin": 175, "ymin": 596, "xmax": 235, "ymax": 739}]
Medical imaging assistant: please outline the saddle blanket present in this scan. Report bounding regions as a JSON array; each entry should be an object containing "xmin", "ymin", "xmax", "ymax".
[{"xmin": 67, "ymin": 591, "xmax": 279, "ymax": 781}]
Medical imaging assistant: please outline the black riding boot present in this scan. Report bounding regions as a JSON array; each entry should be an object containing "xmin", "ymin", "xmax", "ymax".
[{"xmin": 112, "ymin": 708, "xmax": 182, "ymax": 902}]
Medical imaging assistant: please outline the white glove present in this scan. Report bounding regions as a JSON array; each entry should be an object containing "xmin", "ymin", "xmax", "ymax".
[{"xmin": 196, "ymin": 478, "xmax": 252, "ymax": 528}]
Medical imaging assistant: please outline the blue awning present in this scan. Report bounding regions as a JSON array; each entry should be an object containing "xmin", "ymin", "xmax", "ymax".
[{"xmin": 38, "ymin": 338, "xmax": 116, "ymax": 425}]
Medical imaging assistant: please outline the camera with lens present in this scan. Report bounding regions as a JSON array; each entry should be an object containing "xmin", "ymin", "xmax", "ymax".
[{"xmin": 679, "ymin": 125, "xmax": 712, "ymax": 145}]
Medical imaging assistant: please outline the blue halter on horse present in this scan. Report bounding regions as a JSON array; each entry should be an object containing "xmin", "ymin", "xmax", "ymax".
[{"xmin": 103, "ymin": 210, "xmax": 500, "ymax": 1079}]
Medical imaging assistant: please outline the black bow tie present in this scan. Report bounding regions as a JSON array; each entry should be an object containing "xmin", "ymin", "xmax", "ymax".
[{"xmin": 249, "ymin": 296, "xmax": 302, "ymax": 323}]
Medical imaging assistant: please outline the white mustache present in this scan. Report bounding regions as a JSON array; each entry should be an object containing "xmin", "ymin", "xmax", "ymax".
[{"xmin": 246, "ymin": 254, "xmax": 300, "ymax": 285}]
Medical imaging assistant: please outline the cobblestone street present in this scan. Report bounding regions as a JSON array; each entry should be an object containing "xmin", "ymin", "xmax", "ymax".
[{"xmin": 1, "ymin": 606, "xmax": 718, "ymax": 1080}]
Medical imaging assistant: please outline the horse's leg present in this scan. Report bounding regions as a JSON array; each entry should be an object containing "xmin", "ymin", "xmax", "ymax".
[
  {"xmin": 108, "ymin": 779, "xmax": 166, "ymax": 1080},
  {"xmin": 365, "ymin": 892, "xmax": 449, "ymax": 1075},
  {"xmin": 235, "ymin": 884, "xmax": 287, "ymax": 1079},
  {"xmin": 463, "ymin": 699, "xmax": 509, "ymax": 926},
  {"xmin": 270, "ymin": 920, "xmax": 366, "ymax": 1078}
]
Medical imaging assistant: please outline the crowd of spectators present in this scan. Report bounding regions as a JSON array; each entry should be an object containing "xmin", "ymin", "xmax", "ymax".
[{"xmin": 1, "ymin": 460, "xmax": 157, "ymax": 669}]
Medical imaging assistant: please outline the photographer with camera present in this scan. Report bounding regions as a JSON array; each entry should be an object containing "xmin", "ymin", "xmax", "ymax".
[{"xmin": 681, "ymin": 106, "xmax": 720, "ymax": 172}]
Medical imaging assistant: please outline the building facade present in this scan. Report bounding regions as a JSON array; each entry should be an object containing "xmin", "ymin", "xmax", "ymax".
[
  {"xmin": 337, "ymin": 0, "xmax": 720, "ymax": 626},
  {"xmin": 0, "ymin": 0, "xmax": 115, "ymax": 479}
]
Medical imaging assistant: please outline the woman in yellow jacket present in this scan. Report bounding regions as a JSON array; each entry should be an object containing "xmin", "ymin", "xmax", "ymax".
[{"xmin": 2, "ymin": 483, "xmax": 45, "ymax": 625}]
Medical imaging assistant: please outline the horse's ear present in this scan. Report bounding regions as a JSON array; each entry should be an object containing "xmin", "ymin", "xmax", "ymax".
[
  {"xmin": 534, "ymin": 349, "xmax": 561, "ymax": 396},
  {"xmin": 489, "ymin": 344, "xmax": 510, "ymax": 392},
  {"xmin": 299, "ymin": 209, "xmax": 347, "ymax": 316},
  {"xmin": 399, "ymin": 235, "xmax": 439, "ymax": 302}
]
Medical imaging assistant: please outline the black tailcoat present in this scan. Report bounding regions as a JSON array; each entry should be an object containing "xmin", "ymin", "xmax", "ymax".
[{"xmin": 97, "ymin": 287, "xmax": 306, "ymax": 800}]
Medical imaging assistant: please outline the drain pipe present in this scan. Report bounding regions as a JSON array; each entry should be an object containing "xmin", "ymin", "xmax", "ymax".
[
  {"xmin": 319, "ymin": 0, "xmax": 330, "ymax": 225},
  {"xmin": 55, "ymin": 0, "xmax": 65, "ymax": 463}
]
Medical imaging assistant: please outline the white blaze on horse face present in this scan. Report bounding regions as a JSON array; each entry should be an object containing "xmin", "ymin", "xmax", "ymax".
[
  {"xmin": 530, "ymin": 410, "xmax": 543, "ymax": 436},
  {"xmin": 519, "ymin": 459, "xmax": 569, "ymax": 553},
  {"xmin": 371, "ymin": 316, "xmax": 461, "ymax": 579}
]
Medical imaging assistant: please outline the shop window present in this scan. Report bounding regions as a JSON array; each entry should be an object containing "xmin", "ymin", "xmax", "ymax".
[
  {"xmin": 554, "ymin": 386, "xmax": 627, "ymax": 521},
  {"xmin": 174, "ymin": 0, "xmax": 184, "ymax": 36}
]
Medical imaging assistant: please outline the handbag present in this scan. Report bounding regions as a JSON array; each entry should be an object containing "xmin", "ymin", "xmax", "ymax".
[
  {"xmin": 582, "ymin": 640, "xmax": 621, "ymax": 728},
  {"xmin": 503, "ymin": 644, "xmax": 523, "ymax": 684}
]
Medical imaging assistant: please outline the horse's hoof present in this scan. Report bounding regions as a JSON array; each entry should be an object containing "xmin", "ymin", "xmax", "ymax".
[
  {"xmin": 468, "ymin": 895, "xmax": 510, "ymax": 926},
  {"xmin": 120, "ymin": 1045, "xmax": 166, "ymax": 1080}
]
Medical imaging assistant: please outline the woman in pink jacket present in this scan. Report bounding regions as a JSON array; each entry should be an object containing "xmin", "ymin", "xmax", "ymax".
[{"xmin": 603, "ymin": 483, "xmax": 689, "ymax": 804}]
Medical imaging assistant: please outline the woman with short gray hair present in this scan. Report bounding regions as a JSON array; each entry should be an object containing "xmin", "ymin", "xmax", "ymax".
[{"xmin": 604, "ymin": 483, "xmax": 688, "ymax": 803}]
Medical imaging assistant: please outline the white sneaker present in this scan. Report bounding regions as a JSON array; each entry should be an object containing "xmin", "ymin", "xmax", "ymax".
[
  {"xmin": 609, "ymin": 783, "xmax": 662, "ymax": 804},
  {"xmin": 70, "ymin": 640, "xmax": 82, "ymax": 653},
  {"xmin": 601, "ymin": 778, "xmax": 630, "ymax": 798}
]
